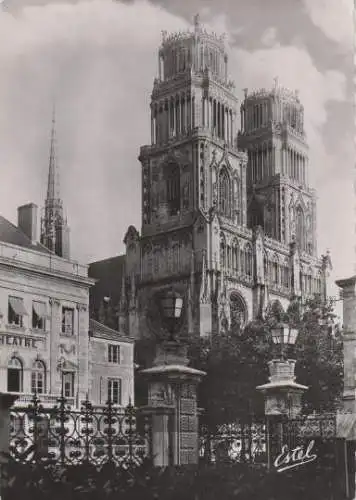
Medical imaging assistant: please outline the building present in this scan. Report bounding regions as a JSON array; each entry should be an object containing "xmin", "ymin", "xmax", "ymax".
[
  {"xmin": 89, "ymin": 15, "xmax": 331, "ymax": 341},
  {"xmin": 0, "ymin": 113, "xmax": 134, "ymax": 409},
  {"xmin": 335, "ymin": 276, "xmax": 356, "ymax": 413},
  {"xmin": 89, "ymin": 319, "xmax": 134, "ymax": 407}
]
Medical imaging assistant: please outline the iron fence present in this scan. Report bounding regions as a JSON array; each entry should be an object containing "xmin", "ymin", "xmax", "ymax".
[
  {"xmin": 199, "ymin": 413, "xmax": 338, "ymax": 466},
  {"xmin": 199, "ymin": 419, "xmax": 268, "ymax": 464},
  {"xmin": 9, "ymin": 394, "xmax": 151, "ymax": 467}
]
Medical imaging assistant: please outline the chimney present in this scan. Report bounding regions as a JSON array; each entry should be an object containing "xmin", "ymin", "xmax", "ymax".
[{"xmin": 17, "ymin": 203, "xmax": 38, "ymax": 243}]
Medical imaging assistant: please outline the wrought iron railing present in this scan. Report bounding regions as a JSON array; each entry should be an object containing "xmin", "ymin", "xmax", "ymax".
[
  {"xmin": 9, "ymin": 394, "xmax": 151, "ymax": 467},
  {"xmin": 199, "ymin": 420, "xmax": 268, "ymax": 464},
  {"xmin": 11, "ymin": 393, "xmax": 75, "ymax": 407},
  {"xmin": 199, "ymin": 413, "xmax": 338, "ymax": 466}
]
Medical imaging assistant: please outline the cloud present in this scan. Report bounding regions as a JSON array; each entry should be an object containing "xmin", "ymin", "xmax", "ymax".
[
  {"xmin": 261, "ymin": 27, "xmax": 277, "ymax": 47},
  {"xmin": 0, "ymin": 0, "xmax": 352, "ymax": 288},
  {"xmin": 301, "ymin": 0, "xmax": 353, "ymax": 50}
]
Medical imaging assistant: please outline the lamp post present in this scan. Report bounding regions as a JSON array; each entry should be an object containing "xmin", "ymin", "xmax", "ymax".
[
  {"xmin": 159, "ymin": 289, "xmax": 184, "ymax": 339},
  {"xmin": 152, "ymin": 289, "xmax": 188, "ymax": 366},
  {"xmin": 257, "ymin": 323, "xmax": 308, "ymax": 419},
  {"xmin": 140, "ymin": 288, "xmax": 206, "ymax": 466},
  {"xmin": 270, "ymin": 323, "xmax": 299, "ymax": 360},
  {"xmin": 257, "ymin": 323, "xmax": 308, "ymax": 469}
]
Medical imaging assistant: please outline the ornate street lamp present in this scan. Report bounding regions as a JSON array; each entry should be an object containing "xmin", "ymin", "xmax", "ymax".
[
  {"xmin": 271, "ymin": 323, "xmax": 299, "ymax": 359},
  {"xmin": 159, "ymin": 289, "xmax": 184, "ymax": 339},
  {"xmin": 257, "ymin": 323, "xmax": 308, "ymax": 420}
]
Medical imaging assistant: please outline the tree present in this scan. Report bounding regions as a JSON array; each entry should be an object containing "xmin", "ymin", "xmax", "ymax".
[{"xmin": 189, "ymin": 295, "xmax": 343, "ymax": 431}]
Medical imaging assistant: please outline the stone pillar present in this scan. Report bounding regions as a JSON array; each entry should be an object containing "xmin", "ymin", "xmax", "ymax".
[
  {"xmin": 257, "ymin": 359, "xmax": 308, "ymax": 418},
  {"xmin": 0, "ymin": 394, "xmax": 18, "ymax": 500},
  {"xmin": 257, "ymin": 358, "xmax": 308, "ymax": 469},
  {"xmin": 141, "ymin": 341, "xmax": 205, "ymax": 466}
]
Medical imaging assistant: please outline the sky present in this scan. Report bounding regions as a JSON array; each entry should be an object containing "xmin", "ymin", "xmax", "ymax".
[{"xmin": 0, "ymin": 0, "xmax": 353, "ymax": 309}]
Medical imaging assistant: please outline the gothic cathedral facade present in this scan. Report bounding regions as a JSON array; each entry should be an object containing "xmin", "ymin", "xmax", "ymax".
[{"xmin": 117, "ymin": 18, "xmax": 330, "ymax": 341}]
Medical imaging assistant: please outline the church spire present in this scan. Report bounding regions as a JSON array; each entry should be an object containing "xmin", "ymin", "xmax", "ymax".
[
  {"xmin": 40, "ymin": 104, "xmax": 70, "ymax": 259},
  {"xmin": 46, "ymin": 104, "xmax": 61, "ymax": 202}
]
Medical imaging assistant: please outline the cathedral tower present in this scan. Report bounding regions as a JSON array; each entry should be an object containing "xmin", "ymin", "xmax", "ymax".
[
  {"xmin": 40, "ymin": 107, "xmax": 70, "ymax": 259},
  {"xmin": 238, "ymin": 80, "xmax": 317, "ymax": 256},
  {"xmin": 127, "ymin": 14, "xmax": 249, "ymax": 340},
  {"xmin": 99, "ymin": 16, "xmax": 329, "ymax": 343}
]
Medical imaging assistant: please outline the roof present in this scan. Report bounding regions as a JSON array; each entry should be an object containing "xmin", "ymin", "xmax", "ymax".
[
  {"xmin": 0, "ymin": 215, "xmax": 51, "ymax": 254},
  {"xmin": 89, "ymin": 318, "xmax": 134, "ymax": 343}
]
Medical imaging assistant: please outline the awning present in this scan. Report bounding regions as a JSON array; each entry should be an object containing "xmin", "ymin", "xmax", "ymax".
[
  {"xmin": 33, "ymin": 301, "xmax": 50, "ymax": 319},
  {"xmin": 9, "ymin": 296, "xmax": 28, "ymax": 316}
]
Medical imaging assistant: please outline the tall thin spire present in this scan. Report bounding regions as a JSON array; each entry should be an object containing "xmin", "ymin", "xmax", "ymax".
[
  {"xmin": 47, "ymin": 103, "xmax": 61, "ymax": 202},
  {"xmin": 40, "ymin": 103, "xmax": 70, "ymax": 259}
]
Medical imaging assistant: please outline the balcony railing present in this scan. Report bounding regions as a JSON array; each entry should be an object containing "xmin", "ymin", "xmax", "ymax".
[{"xmin": 11, "ymin": 393, "xmax": 75, "ymax": 407}]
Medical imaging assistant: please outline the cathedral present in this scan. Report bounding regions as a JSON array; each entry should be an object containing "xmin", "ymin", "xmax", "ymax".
[{"xmin": 89, "ymin": 16, "xmax": 331, "ymax": 341}]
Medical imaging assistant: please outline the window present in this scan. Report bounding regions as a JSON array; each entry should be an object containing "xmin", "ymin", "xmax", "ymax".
[
  {"xmin": 230, "ymin": 294, "xmax": 247, "ymax": 331},
  {"xmin": 31, "ymin": 360, "xmax": 46, "ymax": 394},
  {"xmin": 107, "ymin": 379, "xmax": 122, "ymax": 405},
  {"xmin": 272, "ymin": 262, "xmax": 278, "ymax": 284},
  {"xmin": 62, "ymin": 307, "xmax": 74, "ymax": 335},
  {"xmin": 245, "ymin": 245, "xmax": 252, "ymax": 277},
  {"xmin": 8, "ymin": 296, "xmax": 27, "ymax": 327},
  {"xmin": 32, "ymin": 301, "xmax": 47, "ymax": 330},
  {"xmin": 63, "ymin": 372, "xmax": 75, "ymax": 398},
  {"xmin": 220, "ymin": 233, "xmax": 226, "ymax": 269},
  {"xmin": 7, "ymin": 357, "xmax": 23, "ymax": 392},
  {"xmin": 108, "ymin": 344, "xmax": 121, "ymax": 364},
  {"xmin": 166, "ymin": 164, "xmax": 180, "ymax": 216},
  {"xmin": 218, "ymin": 169, "xmax": 230, "ymax": 216},
  {"xmin": 296, "ymin": 206, "xmax": 305, "ymax": 251}
]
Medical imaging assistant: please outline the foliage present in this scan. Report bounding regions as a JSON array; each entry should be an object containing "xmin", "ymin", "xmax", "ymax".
[
  {"xmin": 1, "ymin": 455, "xmax": 339, "ymax": 500},
  {"xmin": 189, "ymin": 295, "xmax": 343, "ymax": 430},
  {"xmin": 293, "ymin": 296, "xmax": 343, "ymax": 413}
]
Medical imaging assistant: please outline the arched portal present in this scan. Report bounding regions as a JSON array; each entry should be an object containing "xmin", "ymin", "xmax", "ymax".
[{"xmin": 230, "ymin": 292, "xmax": 248, "ymax": 331}]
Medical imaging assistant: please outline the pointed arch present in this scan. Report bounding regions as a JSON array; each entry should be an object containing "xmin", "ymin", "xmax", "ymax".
[
  {"xmin": 232, "ymin": 177, "xmax": 240, "ymax": 222},
  {"xmin": 271, "ymin": 253, "xmax": 279, "ymax": 285},
  {"xmin": 165, "ymin": 162, "xmax": 181, "ymax": 216},
  {"xmin": 218, "ymin": 167, "xmax": 231, "ymax": 216},
  {"xmin": 232, "ymin": 237, "xmax": 239, "ymax": 273},
  {"xmin": 281, "ymin": 256, "xmax": 290, "ymax": 289},
  {"xmin": 229, "ymin": 292, "xmax": 248, "ymax": 331},
  {"xmin": 263, "ymin": 250, "xmax": 269, "ymax": 284},
  {"xmin": 296, "ymin": 205, "xmax": 305, "ymax": 251},
  {"xmin": 220, "ymin": 232, "xmax": 227, "ymax": 270},
  {"xmin": 244, "ymin": 242, "xmax": 253, "ymax": 278}
]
